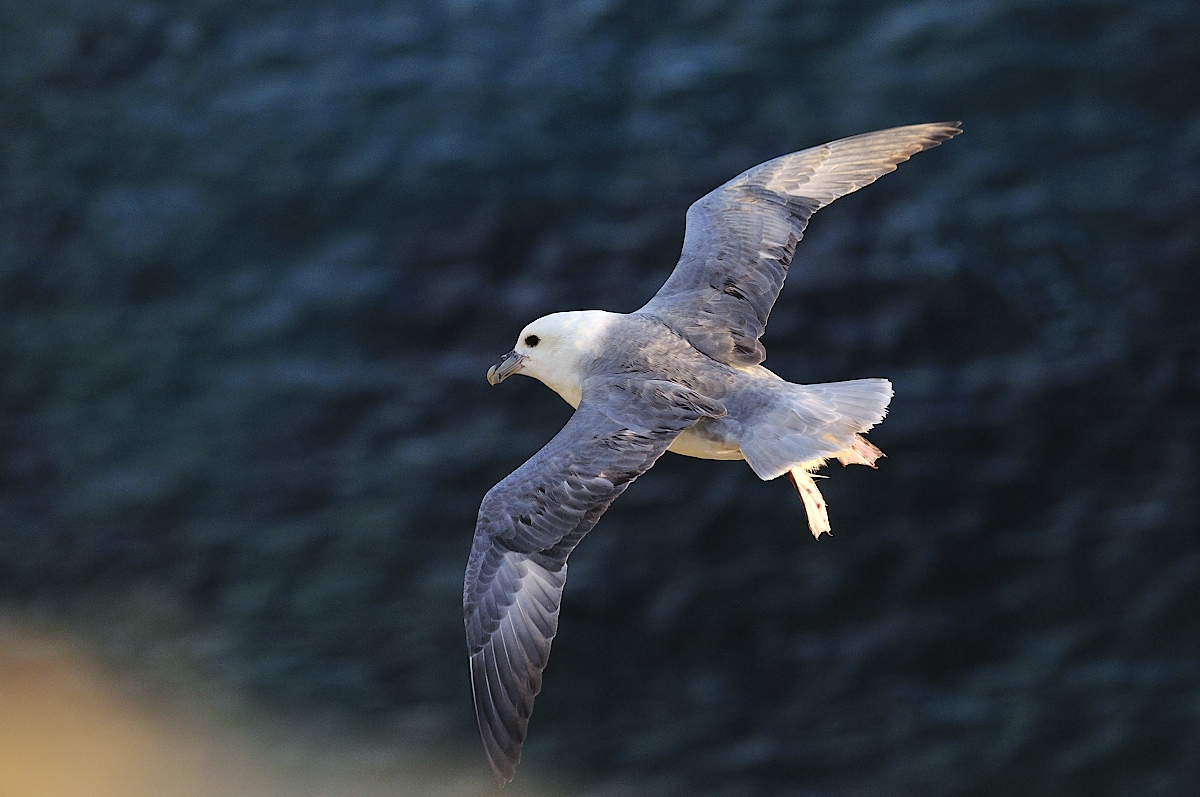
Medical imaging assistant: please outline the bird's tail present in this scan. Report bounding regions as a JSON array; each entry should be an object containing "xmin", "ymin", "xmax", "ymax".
[
  {"xmin": 739, "ymin": 377, "xmax": 891, "ymax": 538},
  {"xmin": 739, "ymin": 377, "xmax": 892, "ymax": 480}
]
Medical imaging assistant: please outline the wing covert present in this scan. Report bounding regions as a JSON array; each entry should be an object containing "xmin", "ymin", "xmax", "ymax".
[
  {"xmin": 638, "ymin": 122, "xmax": 961, "ymax": 366},
  {"xmin": 463, "ymin": 376, "xmax": 725, "ymax": 784}
]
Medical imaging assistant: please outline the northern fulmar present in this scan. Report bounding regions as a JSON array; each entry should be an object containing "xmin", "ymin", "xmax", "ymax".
[{"xmin": 464, "ymin": 122, "xmax": 961, "ymax": 783}]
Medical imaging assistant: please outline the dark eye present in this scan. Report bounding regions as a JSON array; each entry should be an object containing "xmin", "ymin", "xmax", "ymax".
[{"xmin": 524, "ymin": 335, "xmax": 540, "ymax": 347}]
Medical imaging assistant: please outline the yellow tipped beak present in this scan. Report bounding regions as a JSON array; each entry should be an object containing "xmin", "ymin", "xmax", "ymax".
[{"xmin": 486, "ymin": 350, "xmax": 525, "ymax": 385}]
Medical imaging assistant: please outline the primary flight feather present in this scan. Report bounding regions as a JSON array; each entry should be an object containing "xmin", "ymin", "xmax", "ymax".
[{"xmin": 464, "ymin": 122, "xmax": 961, "ymax": 783}]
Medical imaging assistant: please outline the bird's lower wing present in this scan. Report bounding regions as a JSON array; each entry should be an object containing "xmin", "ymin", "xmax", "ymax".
[{"xmin": 463, "ymin": 376, "xmax": 725, "ymax": 784}]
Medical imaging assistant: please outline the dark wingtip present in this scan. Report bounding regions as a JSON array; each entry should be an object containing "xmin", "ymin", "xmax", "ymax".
[
  {"xmin": 470, "ymin": 652, "xmax": 524, "ymax": 786},
  {"xmin": 480, "ymin": 720, "xmax": 518, "ymax": 787},
  {"xmin": 488, "ymin": 759, "xmax": 515, "ymax": 788},
  {"xmin": 927, "ymin": 121, "xmax": 963, "ymax": 142},
  {"xmin": 477, "ymin": 714, "xmax": 521, "ymax": 787}
]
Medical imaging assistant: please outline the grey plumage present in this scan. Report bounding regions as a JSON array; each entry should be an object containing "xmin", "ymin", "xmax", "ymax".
[
  {"xmin": 464, "ymin": 122, "xmax": 961, "ymax": 784},
  {"xmin": 641, "ymin": 122, "xmax": 961, "ymax": 366},
  {"xmin": 465, "ymin": 377, "xmax": 725, "ymax": 781}
]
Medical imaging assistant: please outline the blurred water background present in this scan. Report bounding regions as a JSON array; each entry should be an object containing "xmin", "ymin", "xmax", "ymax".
[{"xmin": 1, "ymin": 1, "xmax": 1198, "ymax": 795}]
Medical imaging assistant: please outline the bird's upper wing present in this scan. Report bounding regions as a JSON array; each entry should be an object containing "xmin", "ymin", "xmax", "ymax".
[
  {"xmin": 463, "ymin": 376, "xmax": 725, "ymax": 784},
  {"xmin": 637, "ymin": 122, "xmax": 961, "ymax": 366}
]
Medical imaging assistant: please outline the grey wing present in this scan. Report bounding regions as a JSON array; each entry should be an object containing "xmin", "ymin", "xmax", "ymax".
[
  {"xmin": 463, "ymin": 377, "xmax": 725, "ymax": 784},
  {"xmin": 638, "ymin": 122, "xmax": 961, "ymax": 366}
]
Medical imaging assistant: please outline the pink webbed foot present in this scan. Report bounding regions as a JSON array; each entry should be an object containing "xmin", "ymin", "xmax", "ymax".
[{"xmin": 835, "ymin": 435, "xmax": 884, "ymax": 468}]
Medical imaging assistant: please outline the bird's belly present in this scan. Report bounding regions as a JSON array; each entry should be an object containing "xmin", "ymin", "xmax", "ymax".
[{"xmin": 668, "ymin": 425, "xmax": 745, "ymax": 461}]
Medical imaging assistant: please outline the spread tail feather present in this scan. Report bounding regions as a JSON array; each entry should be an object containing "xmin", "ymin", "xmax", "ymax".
[
  {"xmin": 741, "ymin": 378, "xmax": 891, "ymax": 538},
  {"xmin": 740, "ymin": 378, "xmax": 892, "ymax": 480}
]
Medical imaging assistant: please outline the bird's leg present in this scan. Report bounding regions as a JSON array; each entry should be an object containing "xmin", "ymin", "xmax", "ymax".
[
  {"xmin": 835, "ymin": 434, "xmax": 883, "ymax": 468},
  {"xmin": 787, "ymin": 467, "xmax": 831, "ymax": 539}
]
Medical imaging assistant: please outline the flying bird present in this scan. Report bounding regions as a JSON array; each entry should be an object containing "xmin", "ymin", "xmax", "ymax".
[{"xmin": 463, "ymin": 122, "xmax": 961, "ymax": 783}]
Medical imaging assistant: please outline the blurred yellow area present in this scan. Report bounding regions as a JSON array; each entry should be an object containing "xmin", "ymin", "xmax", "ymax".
[{"xmin": 0, "ymin": 614, "xmax": 555, "ymax": 797}]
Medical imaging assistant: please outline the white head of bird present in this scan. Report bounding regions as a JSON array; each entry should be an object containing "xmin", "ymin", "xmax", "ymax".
[{"xmin": 486, "ymin": 310, "xmax": 619, "ymax": 408}]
